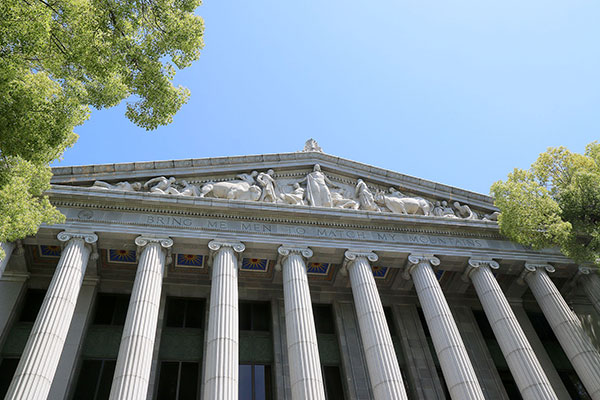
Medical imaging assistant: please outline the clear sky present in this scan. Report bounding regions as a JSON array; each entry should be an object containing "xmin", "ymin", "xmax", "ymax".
[{"xmin": 54, "ymin": 1, "xmax": 599, "ymax": 195}]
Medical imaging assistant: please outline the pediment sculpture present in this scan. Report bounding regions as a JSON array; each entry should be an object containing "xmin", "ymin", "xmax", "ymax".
[
  {"xmin": 375, "ymin": 188, "xmax": 432, "ymax": 215},
  {"xmin": 89, "ymin": 165, "xmax": 493, "ymax": 221}
]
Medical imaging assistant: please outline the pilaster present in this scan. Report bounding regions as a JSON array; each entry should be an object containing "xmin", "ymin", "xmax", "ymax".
[
  {"xmin": 578, "ymin": 266, "xmax": 600, "ymax": 316},
  {"xmin": 334, "ymin": 301, "xmax": 373, "ymax": 400},
  {"xmin": 0, "ymin": 272, "xmax": 28, "ymax": 350},
  {"xmin": 0, "ymin": 242, "xmax": 15, "ymax": 278},
  {"xmin": 450, "ymin": 304, "xmax": 509, "ymax": 400},
  {"xmin": 272, "ymin": 297, "xmax": 292, "ymax": 400},
  {"xmin": 392, "ymin": 303, "xmax": 446, "ymax": 400}
]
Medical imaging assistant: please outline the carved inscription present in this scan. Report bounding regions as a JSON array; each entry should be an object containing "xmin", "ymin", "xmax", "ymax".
[
  {"xmin": 148, "ymin": 214, "xmax": 485, "ymax": 247},
  {"xmin": 62, "ymin": 208, "xmax": 494, "ymax": 250},
  {"xmin": 146, "ymin": 215, "xmax": 193, "ymax": 227}
]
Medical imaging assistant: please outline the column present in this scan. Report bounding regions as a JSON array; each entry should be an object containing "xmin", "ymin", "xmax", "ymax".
[
  {"xmin": 405, "ymin": 254, "xmax": 485, "ymax": 400},
  {"xmin": 203, "ymin": 240, "xmax": 245, "ymax": 400},
  {"xmin": 0, "ymin": 241, "xmax": 15, "ymax": 278},
  {"xmin": 465, "ymin": 259, "xmax": 557, "ymax": 400},
  {"xmin": 109, "ymin": 236, "xmax": 173, "ymax": 400},
  {"xmin": 48, "ymin": 279, "xmax": 97, "ymax": 400},
  {"xmin": 523, "ymin": 263, "xmax": 600, "ymax": 400},
  {"xmin": 5, "ymin": 231, "xmax": 97, "ymax": 400},
  {"xmin": 578, "ymin": 266, "xmax": 600, "ymax": 316},
  {"xmin": 279, "ymin": 246, "xmax": 326, "ymax": 400},
  {"xmin": 344, "ymin": 250, "xmax": 408, "ymax": 400}
]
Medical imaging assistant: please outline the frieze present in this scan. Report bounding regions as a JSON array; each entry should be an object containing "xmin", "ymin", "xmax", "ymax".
[{"xmin": 58, "ymin": 207, "xmax": 533, "ymax": 254}]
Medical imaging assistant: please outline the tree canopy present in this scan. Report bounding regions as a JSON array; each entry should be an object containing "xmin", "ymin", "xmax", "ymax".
[
  {"xmin": 491, "ymin": 142, "xmax": 600, "ymax": 267},
  {"xmin": 0, "ymin": 0, "xmax": 204, "ymax": 257}
]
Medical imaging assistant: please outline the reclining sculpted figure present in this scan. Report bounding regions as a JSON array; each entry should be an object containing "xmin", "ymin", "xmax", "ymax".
[
  {"xmin": 375, "ymin": 189, "xmax": 433, "ymax": 215},
  {"xmin": 199, "ymin": 179, "xmax": 261, "ymax": 201}
]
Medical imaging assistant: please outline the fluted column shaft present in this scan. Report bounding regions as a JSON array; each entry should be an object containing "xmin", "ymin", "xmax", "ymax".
[
  {"xmin": 525, "ymin": 265, "xmax": 600, "ymax": 400},
  {"xmin": 467, "ymin": 261, "xmax": 557, "ymax": 400},
  {"xmin": 5, "ymin": 232, "xmax": 96, "ymax": 400},
  {"xmin": 408, "ymin": 255, "xmax": 485, "ymax": 400},
  {"xmin": 0, "ymin": 241, "xmax": 15, "ymax": 278},
  {"xmin": 109, "ymin": 236, "xmax": 172, "ymax": 400},
  {"xmin": 346, "ymin": 250, "xmax": 408, "ymax": 400},
  {"xmin": 280, "ymin": 246, "xmax": 326, "ymax": 400},
  {"xmin": 580, "ymin": 270, "xmax": 600, "ymax": 316},
  {"xmin": 203, "ymin": 240, "xmax": 245, "ymax": 400}
]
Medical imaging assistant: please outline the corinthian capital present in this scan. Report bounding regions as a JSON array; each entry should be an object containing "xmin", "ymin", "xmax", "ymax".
[
  {"xmin": 462, "ymin": 258, "xmax": 499, "ymax": 282},
  {"xmin": 57, "ymin": 231, "xmax": 98, "ymax": 244},
  {"xmin": 403, "ymin": 254, "xmax": 440, "ymax": 280}
]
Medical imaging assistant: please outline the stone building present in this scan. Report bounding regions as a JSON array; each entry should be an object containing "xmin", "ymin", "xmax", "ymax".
[{"xmin": 1, "ymin": 140, "xmax": 600, "ymax": 400}]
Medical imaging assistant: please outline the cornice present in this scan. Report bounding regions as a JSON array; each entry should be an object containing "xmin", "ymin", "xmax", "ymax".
[{"xmin": 50, "ymin": 193, "xmax": 503, "ymax": 241}]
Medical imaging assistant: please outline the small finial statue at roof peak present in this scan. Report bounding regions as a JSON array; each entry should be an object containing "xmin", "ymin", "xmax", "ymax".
[{"xmin": 302, "ymin": 138, "xmax": 323, "ymax": 153}]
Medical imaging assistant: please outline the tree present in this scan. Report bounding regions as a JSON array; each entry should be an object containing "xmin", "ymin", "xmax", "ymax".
[
  {"xmin": 491, "ymin": 142, "xmax": 600, "ymax": 267},
  {"xmin": 0, "ymin": 0, "xmax": 204, "ymax": 257}
]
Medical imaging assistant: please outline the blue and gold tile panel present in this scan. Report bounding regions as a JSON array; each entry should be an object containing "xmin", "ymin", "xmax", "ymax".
[
  {"xmin": 176, "ymin": 254, "xmax": 204, "ymax": 268},
  {"xmin": 307, "ymin": 262, "xmax": 331, "ymax": 276},
  {"xmin": 109, "ymin": 249, "xmax": 137, "ymax": 264},
  {"xmin": 39, "ymin": 245, "xmax": 61, "ymax": 258},
  {"xmin": 241, "ymin": 258, "xmax": 269, "ymax": 272},
  {"xmin": 435, "ymin": 269, "xmax": 445, "ymax": 281},
  {"xmin": 372, "ymin": 266, "xmax": 389, "ymax": 279}
]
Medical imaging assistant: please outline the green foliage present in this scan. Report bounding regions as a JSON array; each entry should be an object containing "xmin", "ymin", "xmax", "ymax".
[
  {"xmin": 491, "ymin": 142, "xmax": 600, "ymax": 267},
  {"xmin": 0, "ymin": 0, "xmax": 204, "ymax": 258},
  {"xmin": 0, "ymin": 158, "xmax": 66, "ymax": 254}
]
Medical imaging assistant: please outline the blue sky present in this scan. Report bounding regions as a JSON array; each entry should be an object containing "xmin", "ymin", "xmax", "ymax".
[{"xmin": 55, "ymin": 1, "xmax": 599, "ymax": 195}]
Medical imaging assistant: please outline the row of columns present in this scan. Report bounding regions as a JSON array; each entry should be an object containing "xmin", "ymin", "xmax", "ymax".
[{"xmin": 1, "ymin": 236, "xmax": 600, "ymax": 400}]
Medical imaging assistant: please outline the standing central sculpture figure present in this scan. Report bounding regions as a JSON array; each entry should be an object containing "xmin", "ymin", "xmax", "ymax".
[{"xmin": 299, "ymin": 164, "xmax": 338, "ymax": 207}]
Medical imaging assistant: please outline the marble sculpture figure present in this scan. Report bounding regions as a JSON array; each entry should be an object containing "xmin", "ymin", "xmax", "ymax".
[
  {"xmin": 298, "ymin": 164, "xmax": 339, "ymax": 207},
  {"xmin": 86, "ymin": 166, "xmax": 491, "ymax": 221},
  {"xmin": 92, "ymin": 180, "xmax": 142, "ymax": 191}
]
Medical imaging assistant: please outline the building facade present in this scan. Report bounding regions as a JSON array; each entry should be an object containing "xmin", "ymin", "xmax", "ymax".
[{"xmin": 1, "ymin": 141, "xmax": 600, "ymax": 400}]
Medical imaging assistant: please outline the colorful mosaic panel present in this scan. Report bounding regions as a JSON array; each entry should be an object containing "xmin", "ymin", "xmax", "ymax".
[
  {"xmin": 241, "ymin": 258, "xmax": 268, "ymax": 272},
  {"xmin": 39, "ymin": 245, "xmax": 61, "ymax": 258},
  {"xmin": 307, "ymin": 262, "xmax": 330, "ymax": 276},
  {"xmin": 175, "ymin": 254, "xmax": 204, "ymax": 268},
  {"xmin": 109, "ymin": 249, "xmax": 137, "ymax": 264},
  {"xmin": 372, "ymin": 266, "xmax": 389, "ymax": 279},
  {"xmin": 435, "ymin": 269, "xmax": 445, "ymax": 281}
]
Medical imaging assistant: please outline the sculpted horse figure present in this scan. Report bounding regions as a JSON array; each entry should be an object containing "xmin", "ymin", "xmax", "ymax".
[
  {"xmin": 199, "ymin": 180, "xmax": 262, "ymax": 201},
  {"xmin": 374, "ymin": 190, "xmax": 433, "ymax": 216}
]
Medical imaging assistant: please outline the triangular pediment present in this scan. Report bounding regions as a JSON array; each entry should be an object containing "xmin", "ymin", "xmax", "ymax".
[{"xmin": 50, "ymin": 149, "xmax": 498, "ymax": 221}]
